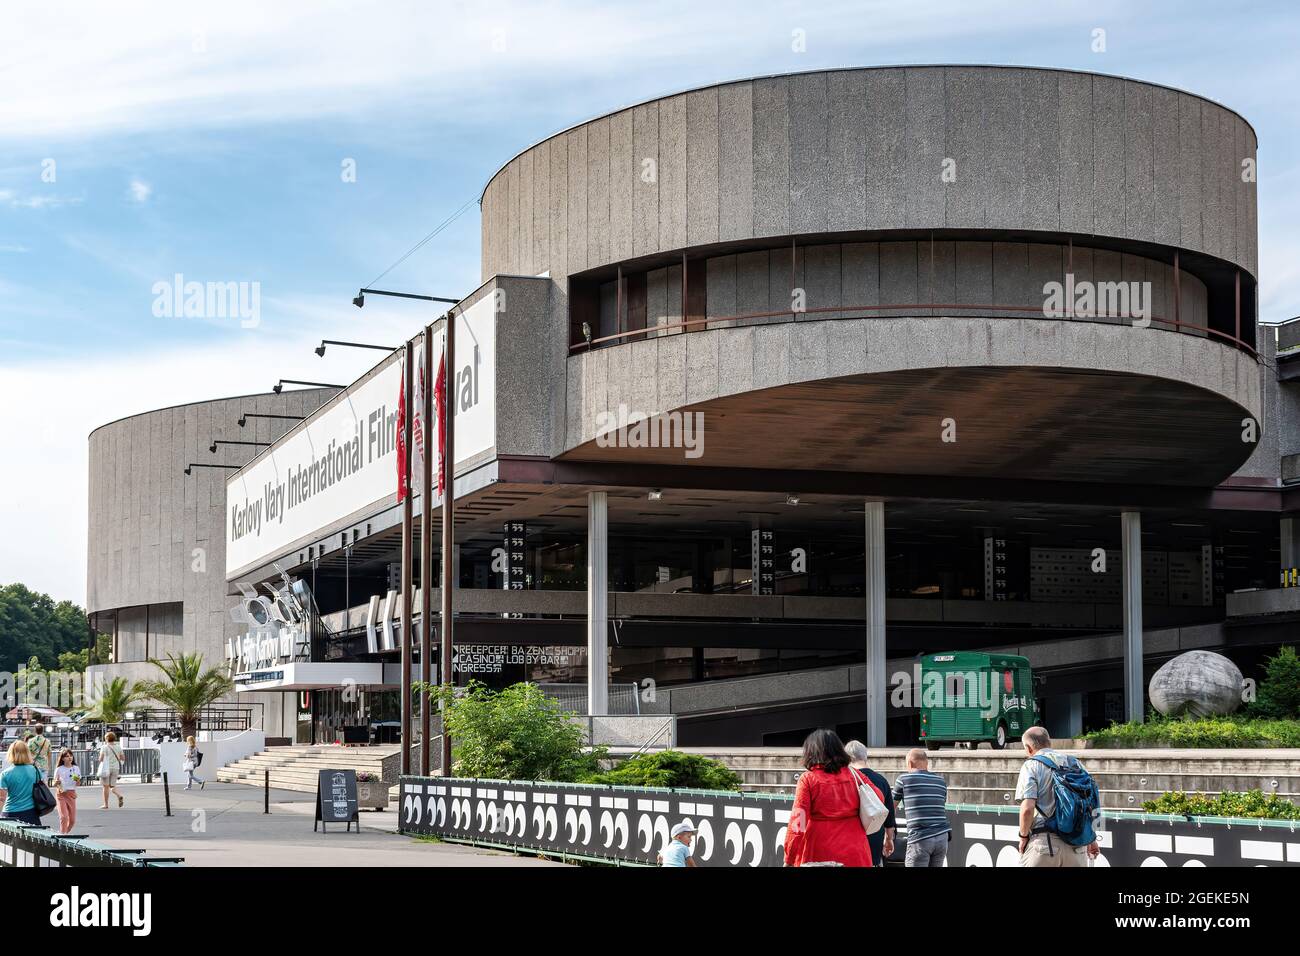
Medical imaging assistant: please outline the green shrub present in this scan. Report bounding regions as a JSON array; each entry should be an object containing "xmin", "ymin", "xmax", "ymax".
[
  {"xmin": 1081, "ymin": 715, "xmax": 1300, "ymax": 748},
  {"xmin": 1250, "ymin": 646, "xmax": 1300, "ymax": 719},
  {"xmin": 420, "ymin": 681, "xmax": 607, "ymax": 782},
  {"xmin": 581, "ymin": 750, "xmax": 743, "ymax": 791},
  {"xmin": 1142, "ymin": 789, "xmax": 1300, "ymax": 820}
]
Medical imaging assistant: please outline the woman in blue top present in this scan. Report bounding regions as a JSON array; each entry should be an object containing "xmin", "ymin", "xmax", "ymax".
[{"xmin": 0, "ymin": 740, "xmax": 43, "ymax": 826}]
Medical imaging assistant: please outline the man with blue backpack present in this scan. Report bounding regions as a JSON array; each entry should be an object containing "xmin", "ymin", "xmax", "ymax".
[{"xmin": 1015, "ymin": 726, "xmax": 1101, "ymax": 867}]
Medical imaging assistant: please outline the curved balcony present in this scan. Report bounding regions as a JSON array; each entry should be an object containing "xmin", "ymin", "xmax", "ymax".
[{"xmin": 560, "ymin": 312, "xmax": 1262, "ymax": 487}]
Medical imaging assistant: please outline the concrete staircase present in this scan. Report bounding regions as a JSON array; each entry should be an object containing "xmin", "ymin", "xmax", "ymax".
[
  {"xmin": 216, "ymin": 745, "xmax": 401, "ymax": 794},
  {"xmin": 685, "ymin": 746, "xmax": 1300, "ymax": 809}
]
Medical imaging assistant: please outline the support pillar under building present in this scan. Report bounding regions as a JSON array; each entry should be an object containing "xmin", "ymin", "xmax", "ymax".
[
  {"xmin": 587, "ymin": 491, "xmax": 609, "ymax": 717},
  {"xmin": 1282, "ymin": 518, "xmax": 1299, "ymax": 578},
  {"xmin": 1122, "ymin": 510, "xmax": 1144, "ymax": 724},
  {"xmin": 864, "ymin": 500, "xmax": 887, "ymax": 747}
]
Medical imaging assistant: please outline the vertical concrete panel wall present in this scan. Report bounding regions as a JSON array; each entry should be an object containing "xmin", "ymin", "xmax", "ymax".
[
  {"xmin": 478, "ymin": 66, "xmax": 1259, "ymax": 466},
  {"xmin": 482, "ymin": 67, "xmax": 1258, "ymax": 284}
]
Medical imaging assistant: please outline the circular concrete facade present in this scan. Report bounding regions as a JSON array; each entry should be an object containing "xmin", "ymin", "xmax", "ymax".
[
  {"xmin": 482, "ymin": 66, "xmax": 1258, "ymax": 282},
  {"xmin": 480, "ymin": 67, "xmax": 1262, "ymax": 486},
  {"xmin": 86, "ymin": 388, "xmax": 336, "ymax": 737}
]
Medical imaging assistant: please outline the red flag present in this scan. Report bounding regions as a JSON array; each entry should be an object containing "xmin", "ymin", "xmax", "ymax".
[
  {"xmin": 434, "ymin": 350, "xmax": 447, "ymax": 496},
  {"xmin": 396, "ymin": 359, "xmax": 408, "ymax": 502},
  {"xmin": 412, "ymin": 344, "xmax": 426, "ymax": 494}
]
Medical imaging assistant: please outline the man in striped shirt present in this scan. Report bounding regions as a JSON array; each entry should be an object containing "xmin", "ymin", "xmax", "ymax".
[{"xmin": 892, "ymin": 748, "xmax": 951, "ymax": 867}]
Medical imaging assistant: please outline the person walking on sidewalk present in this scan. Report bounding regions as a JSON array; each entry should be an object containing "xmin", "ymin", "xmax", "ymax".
[
  {"xmin": 29, "ymin": 724, "xmax": 53, "ymax": 784},
  {"xmin": 0, "ymin": 741, "xmax": 43, "ymax": 826},
  {"xmin": 844, "ymin": 739, "xmax": 897, "ymax": 866},
  {"xmin": 98, "ymin": 732, "xmax": 126, "ymax": 809},
  {"xmin": 783, "ymin": 729, "xmax": 879, "ymax": 867},
  {"xmin": 1016, "ymin": 726, "xmax": 1101, "ymax": 867},
  {"xmin": 182, "ymin": 736, "xmax": 205, "ymax": 790},
  {"xmin": 891, "ymin": 748, "xmax": 951, "ymax": 867},
  {"xmin": 52, "ymin": 748, "xmax": 81, "ymax": 834}
]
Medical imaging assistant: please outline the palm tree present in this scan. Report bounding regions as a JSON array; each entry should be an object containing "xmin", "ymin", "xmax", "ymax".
[
  {"xmin": 81, "ymin": 676, "xmax": 144, "ymax": 724},
  {"xmin": 136, "ymin": 653, "xmax": 235, "ymax": 740}
]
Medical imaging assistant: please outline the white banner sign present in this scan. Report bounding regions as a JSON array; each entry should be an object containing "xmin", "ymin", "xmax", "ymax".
[
  {"xmin": 225, "ymin": 293, "xmax": 497, "ymax": 577},
  {"xmin": 435, "ymin": 293, "xmax": 496, "ymax": 473},
  {"xmin": 225, "ymin": 358, "xmax": 403, "ymax": 576}
]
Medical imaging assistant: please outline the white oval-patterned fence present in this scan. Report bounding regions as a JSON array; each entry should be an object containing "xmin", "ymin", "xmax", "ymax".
[{"xmin": 400, "ymin": 776, "xmax": 1300, "ymax": 868}]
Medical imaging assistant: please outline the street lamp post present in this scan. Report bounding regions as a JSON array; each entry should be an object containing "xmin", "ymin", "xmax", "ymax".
[
  {"xmin": 352, "ymin": 286, "xmax": 460, "ymax": 777},
  {"xmin": 439, "ymin": 309, "xmax": 456, "ymax": 777}
]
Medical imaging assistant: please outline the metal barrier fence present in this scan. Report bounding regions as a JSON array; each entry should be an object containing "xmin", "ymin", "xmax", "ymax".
[
  {"xmin": 399, "ymin": 776, "xmax": 1300, "ymax": 868},
  {"xmin": 537, "ymin": 683, "xmax": 641, "ymax": 716},
  {"xmin": 64, "ymin": 747, "xmax": 161, "ymax": 783},
  {"xmin": 0, "ymin": 821, "xmax": 182, "ymax": 867}
]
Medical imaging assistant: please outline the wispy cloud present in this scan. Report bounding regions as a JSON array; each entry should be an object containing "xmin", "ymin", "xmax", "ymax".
[
  {"xmin": 3, "ymin": 191, "xmax": 83, "ymax": 210},
  {"xmin": 128, "ymin": 178, "xmax": 152, "ymax": 202}
]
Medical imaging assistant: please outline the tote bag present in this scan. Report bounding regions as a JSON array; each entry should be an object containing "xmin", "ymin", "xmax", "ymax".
[{"xmin": 848, "ymin": 767, "xmax": 888, "ymax": 835}]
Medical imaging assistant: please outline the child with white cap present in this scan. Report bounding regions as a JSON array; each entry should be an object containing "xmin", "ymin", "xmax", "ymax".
[{"xmin": 657, "ymin": 819, "xmax": 697, "ymax": 867}]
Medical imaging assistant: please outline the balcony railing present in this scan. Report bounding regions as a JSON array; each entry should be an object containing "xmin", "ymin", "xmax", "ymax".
[{"xmin": 571, "ymin": 299, "xmax": 1258, "ymax": 360}]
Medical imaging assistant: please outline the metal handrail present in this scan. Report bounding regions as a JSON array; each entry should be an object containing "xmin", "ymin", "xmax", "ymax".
[
  {"xmin": 626, "ymin": 716, "xmax": 677, "ymax": 758},
  {"xmin": 571, "ymin": 300, "xmax": 1259, "ymax": 359}
]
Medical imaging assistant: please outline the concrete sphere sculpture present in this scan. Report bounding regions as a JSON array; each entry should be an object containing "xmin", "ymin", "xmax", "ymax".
[{"xmin": 1148, "ymin": 650, "xmax": 1244, "ymax": 718}]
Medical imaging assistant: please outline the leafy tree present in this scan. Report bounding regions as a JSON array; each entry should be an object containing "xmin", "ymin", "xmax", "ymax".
[
  {"xmin": 1252, "ymin": 646, "xmax": 1300, "ymax": 719},
  {"xmin": 0, "ymin": 583, "xmax": 94, "ymax": 673},
  {"xmin": 81, "ymin": 677, "xmax": 145, "ymax": 724},
  {"xmin": 135, "ymin": 652, "xmax": 234, "ymax": 739},
  {"xmin": 421, "ymin": 681, "xmax": 606, "ymax": 781},
  {"xmin": 581, "ymin": 750, "xmax": 743, "ymax": 791}
]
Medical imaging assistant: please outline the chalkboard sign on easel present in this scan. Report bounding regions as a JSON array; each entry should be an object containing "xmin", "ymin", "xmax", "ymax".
[{"xmin": 314, "ymin": 769, "xmax": 359, "ymax": 832}]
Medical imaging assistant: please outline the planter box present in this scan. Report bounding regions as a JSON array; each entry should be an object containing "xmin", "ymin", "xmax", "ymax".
[{"xmin": 356, "ymin": 780, "xmax": 389, "ymax": 810}]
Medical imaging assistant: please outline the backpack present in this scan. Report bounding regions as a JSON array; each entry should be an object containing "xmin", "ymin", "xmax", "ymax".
[{"xmin": 1031, "ymin": 753, "xmax": 1100, "ymax": 847}]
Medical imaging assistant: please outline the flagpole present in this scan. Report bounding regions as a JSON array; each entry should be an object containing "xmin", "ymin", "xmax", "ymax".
[
  {"xmin": 440, "ymin": 308, "xmax": 456, "ymax": 776},
  {"xmin": 399, "ymin": 341, "xmax": 414, "ymax": 777},
  {"xmin": 419, "ymin": 328, "xmax": 433, "ymax": 776}
]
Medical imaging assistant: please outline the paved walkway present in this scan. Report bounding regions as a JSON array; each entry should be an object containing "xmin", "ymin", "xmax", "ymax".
[{"xmin": 65, "ymin": 781, "xmax": 561, "ymax": 867}]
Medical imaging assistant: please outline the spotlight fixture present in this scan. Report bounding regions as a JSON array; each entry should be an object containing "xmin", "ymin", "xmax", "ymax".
[
  {"xmin": 274, "ymin": 379, "xmax": 343, "ymax": 394},
  {"xmin": 239, "ymin": 411, "xmax": 305, "ymax": 428},
  {"xmin": 183, "ymin": 462, "xmax": 241, "ymax": 476},
  {"xmin": 316, "ymin": 339, "xmax": 396, "ymax": 357},
  {"xmin": 786, "ymin": 495, "xmax": 800, "ymax": 506},
  {"xmin": 209, "ymin": 442, "xmax": 217, "ymax": 453},
  {"xmin": 353, "ymin": 287, "xmax": 459, "ymax": 308},
  {"xmin": 648, "ymin": 489, "xmax": 663, "ymax": 501}
]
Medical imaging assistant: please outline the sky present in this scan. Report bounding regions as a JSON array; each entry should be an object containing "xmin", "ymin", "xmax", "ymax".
[{"xmin": 2, "ymin": 0, "xmax": 1299, "ymax": 606}]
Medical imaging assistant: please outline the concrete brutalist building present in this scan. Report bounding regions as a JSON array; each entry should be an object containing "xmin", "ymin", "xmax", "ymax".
[{"xmin": 87, "ymin": 67, "xmax": 1300, "ymax": 748}]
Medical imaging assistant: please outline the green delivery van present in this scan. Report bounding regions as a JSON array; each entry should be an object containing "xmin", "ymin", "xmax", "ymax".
[{"xmin": 918, "ymin": 651, "xmax": 1039, "ymax": 751}]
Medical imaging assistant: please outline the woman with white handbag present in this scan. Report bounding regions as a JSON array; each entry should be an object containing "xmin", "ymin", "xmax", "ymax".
[{"xmin": 783, "ymin": 729, "xmax": 888, "ymax": 867}]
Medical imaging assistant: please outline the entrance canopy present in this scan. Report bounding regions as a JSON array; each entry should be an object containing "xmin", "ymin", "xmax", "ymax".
[{"xmin": 233, "ymin": 662, "xmax": 400, "ymax": 692}]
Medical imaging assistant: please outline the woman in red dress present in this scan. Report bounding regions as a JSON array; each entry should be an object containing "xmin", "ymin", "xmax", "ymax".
[{"xmin": 783, "ymin": 729, "xmax": 879, "ymax": 867}]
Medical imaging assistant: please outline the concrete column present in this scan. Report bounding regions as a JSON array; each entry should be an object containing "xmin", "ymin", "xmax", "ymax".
[
  {"xmin": 1121, "ymin": 510, "xmax": 1144, "ymax": 723},
  {"xmin": 1282, "ymin": 518, "xmax": 1299, "ymax": 575},
  {"xmin": 1066, "ymin": 692, "xmax": 1083, "ymax": 738},
  {"xmin": 587, "ymin": 491, "xmax": 609, "ymax": 717},
  {"xmin": 864, "ymin": 501, "xmax": 887, "ymax": 747}
]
